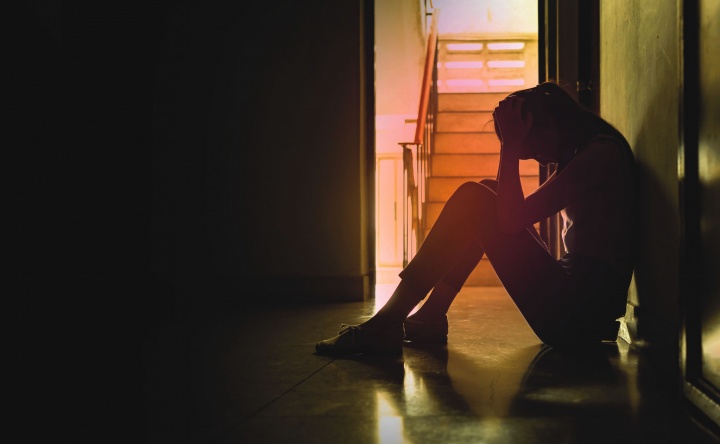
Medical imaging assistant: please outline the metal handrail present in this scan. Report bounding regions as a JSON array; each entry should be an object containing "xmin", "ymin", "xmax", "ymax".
[{"xmin": 399, "ymin": 9, "xmax": 440, "ymax": 267}]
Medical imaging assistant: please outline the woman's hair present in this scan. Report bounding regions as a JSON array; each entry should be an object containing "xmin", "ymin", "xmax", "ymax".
[{"xmin": 508, "ymin": 81, "xmax": 628, "ymax": 159}]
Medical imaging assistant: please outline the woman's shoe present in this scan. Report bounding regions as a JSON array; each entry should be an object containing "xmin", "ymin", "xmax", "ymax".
[
  {"xmin": 315, "ymin": 324, "xmax": 404, "ymax": 355},
  {"xmin": 403, "ymin": 314, "xmax": 448, "ymax": 344}
]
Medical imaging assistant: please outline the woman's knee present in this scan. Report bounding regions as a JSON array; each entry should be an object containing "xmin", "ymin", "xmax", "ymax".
[
  {"xmin": 441, "ymin": 182, "xmax": 499, "ymax": 228},
  {"xmin": 451, "ymin": 181, "xmax": 497, "ymax": 203},
  {"xmin": 478, "ymin": 179, "xmax": 498, "ymax": 193}
]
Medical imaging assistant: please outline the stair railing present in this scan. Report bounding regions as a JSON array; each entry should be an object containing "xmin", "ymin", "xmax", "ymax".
[{"xmin": 399, "ymin": 9, "xmax": 440, "ymax": 267}]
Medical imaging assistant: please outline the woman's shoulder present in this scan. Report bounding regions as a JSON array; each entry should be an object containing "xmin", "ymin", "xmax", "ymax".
[
  {"xmin": 559, "ymin": 133, "xmax": 634, "ymax": 186},
  {"xmin": 589, "ymin": 132, "xmax": 632, "ymax": 152},
  {"xmin": 583, "ymin": 133, "xmax": 635, "ymax": 165}
]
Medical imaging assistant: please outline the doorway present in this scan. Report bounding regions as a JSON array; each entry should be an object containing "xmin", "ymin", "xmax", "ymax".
[{"xmin": 374, "ymin": 0, "xmax": 539, "ymax": 307}]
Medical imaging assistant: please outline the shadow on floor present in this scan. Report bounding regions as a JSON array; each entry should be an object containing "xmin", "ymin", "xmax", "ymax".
[{"xmin": 139, "ymin": 287, "xmax": 720, "ymax": 444}]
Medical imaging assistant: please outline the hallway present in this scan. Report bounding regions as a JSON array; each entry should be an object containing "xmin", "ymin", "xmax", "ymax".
[
  {"xmin": 145, "ymin": 287, "xmax": 712, "ymax": 443},
  {"xmin": 6, "ymin": 1, "xmax": 720, "ymax": 443}
]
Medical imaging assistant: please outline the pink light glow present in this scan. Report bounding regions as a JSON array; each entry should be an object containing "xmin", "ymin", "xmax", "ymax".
[
  {"xmin": 444, "ymin": 61, "xmax": 484, "ymax": 69},
  {"xmin": 488, "ymin": 78, "xmax": 525, "ymax": 87},
  {"xmin": 446, "ymin": 43, "xmax": 483, "ymax": 51},
  {"xmin": 487, "ymin": 42, "xmax": 525, "ymax": 51},
  {"xmin": 487, "ymin": 60, "xmax": 525, "ymax": 69},
  {"xmin": 446, "ymin": 79, "xmax": 485, "ymax": 87}
]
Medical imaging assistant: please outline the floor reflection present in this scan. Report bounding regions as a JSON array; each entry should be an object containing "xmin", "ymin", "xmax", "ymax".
[
  {"xmin": 376, "ymin": 390, "xmax": 408, "ymax": 444},
  {"xmin": 445, "ymin": 343, "xmax": 541, "ymax": 418},
  {"xmin": 350, "ymin": 340, "xmax": 659, "ymax": 443},
  {"xmin": 208, "ymin": 286, "xmax": 702, "ymax": 443},
  {"xmin": 508, "ymin": 343, "xmax": 636, "ymax": 442}
]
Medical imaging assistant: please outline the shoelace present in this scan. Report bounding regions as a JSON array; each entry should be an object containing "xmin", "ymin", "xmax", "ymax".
[{"xmin": 338, "ymin": 324, "xmax": 360, "ymax": 335}]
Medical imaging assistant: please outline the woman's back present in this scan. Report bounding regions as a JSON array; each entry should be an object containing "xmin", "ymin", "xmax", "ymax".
[{"xmin": 560, "ymin": 134, "xmax": 636, "ymax": 277}]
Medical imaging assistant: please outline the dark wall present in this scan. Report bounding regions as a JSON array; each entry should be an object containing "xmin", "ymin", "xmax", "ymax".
[
  {"xmin": 4, "ymin": 2, "xmax": 168, "ymax": 439},
  {"xmin": 3, "ymin": 1, "xmax": 372, "ymax": 440},
  {"xmin": 152, "ymin": 1, "xmax": 375, "ymax": 302},
  {"xmin": 4, "ymin": 0, "xmax": 166, "ymax": 365}
]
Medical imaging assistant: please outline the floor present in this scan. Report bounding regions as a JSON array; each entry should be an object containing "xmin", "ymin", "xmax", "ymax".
[{"xmin": 142, "ymin": 286, "xmax": 720, "ymax": 444}]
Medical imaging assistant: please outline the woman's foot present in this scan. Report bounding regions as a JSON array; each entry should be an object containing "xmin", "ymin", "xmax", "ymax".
[
  {"xmin": 315, "ymin": 323, "xmax": 404, "ymax": 355},
  {"xmin": 403, "ymin": 313, "xmax": 449, "ymax": 344}
]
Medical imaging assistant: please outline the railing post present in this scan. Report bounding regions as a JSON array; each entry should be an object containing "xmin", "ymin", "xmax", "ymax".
[
  {"xmin": 399, "ymin": 8, "xmax": 440, "ymax": 268},
  {"xmin": 400, "ymin": 143, "xmax": 420, "ymax": 267}
]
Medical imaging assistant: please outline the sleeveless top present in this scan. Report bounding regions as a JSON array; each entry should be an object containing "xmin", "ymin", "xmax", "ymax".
[{"xmin": 559, "ymin": 134, "xmax": 636, "ymax": 283}]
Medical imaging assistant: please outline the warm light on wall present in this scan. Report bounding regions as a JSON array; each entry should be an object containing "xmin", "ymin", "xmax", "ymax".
[{"xmin": 703, "ymin": 320, "xmax": 720, "ymax": 382}]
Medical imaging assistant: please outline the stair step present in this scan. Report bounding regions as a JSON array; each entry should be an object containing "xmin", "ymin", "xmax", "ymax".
[
  {"xmin": 439, "ymin": 52, "xmax": 526, "ymax": 63},
  {"xmin": 428, "ymin": 176, "xmax": 540, "ymax": 202},
  {"xmin": 439, "ymin": 93, "xmax": 506, "ymax": 112},
  {"xmin": 440, "ymin": 67, "xmax": 527, "ymax": 82},
  {"xmin": 437, "ymin": 112, "xmax": 494, "ymax": 132},
  {"xmin": 438, "ymin": 82, "xmax": 524, "ymax": 94},
  {"xmin": 432, "ymin": 154, "xmax": 538, "ymax": 177},
  {"xmin": 435, "ymin": 132, "xmax": 500, "ymax": 153}
]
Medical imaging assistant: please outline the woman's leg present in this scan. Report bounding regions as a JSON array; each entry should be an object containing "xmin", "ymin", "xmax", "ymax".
[
  {"xmin": 370, "ymin": 181, "xmax": 557, "ymax": 326},
  {"xmin": 411, "ymin": 225, "xmax": 546, "ymax": 320},
  {"xmin": 372, "ymin": 180, "xmax": 494, "ymax": 326},
  {"xmin": 366, "ymin": 181, "xmax": 494, "ymax": 329},
  {"xmin": 316, "ymin": 182, "xmax": 496, "ymax": 353},
  {"xmin": 318, "ymin": 181, "xmax": 587, "ymax": 354},
  {"xmin": 411, "ymin": 179, "xmax": 548, "ymax": 319},
  {"xmin": 411, "ymin": 242, "xmax": 483, "ymax": 319},
  {"xmin": 398, "ymin": 181, "xmax": 580, "ymax": 345}
]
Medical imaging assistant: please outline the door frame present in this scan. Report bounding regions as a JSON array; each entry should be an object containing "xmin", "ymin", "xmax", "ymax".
[
  {"xmin": 679, "ymin": 0, "xmax": 720, "ymax": 431},
  {"xmin": 537, "ymin": 0, "xmax": 599, "ymax": 257}
]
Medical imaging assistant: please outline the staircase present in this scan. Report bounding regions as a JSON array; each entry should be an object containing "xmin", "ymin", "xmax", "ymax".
[{"xmin": 425, "ymin": 37, "xmax": 539, "ymax": 286}]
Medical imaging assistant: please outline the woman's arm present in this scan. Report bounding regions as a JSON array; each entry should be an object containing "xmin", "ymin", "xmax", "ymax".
[
  {"xmin": 493, "ymin": 96, "xmax": 536, "ymax": 232},
  {"xmin": 496, "ymin": 144, "xmax": 525, "ymax": 230},
  {"xmin": 497, "ymin": 140, "xmax": 624, "ymax": 233}
]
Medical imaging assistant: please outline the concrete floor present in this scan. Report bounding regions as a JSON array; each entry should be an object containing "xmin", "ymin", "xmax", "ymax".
[{"xmin": 143, "ymin": 286, "xmax": 720, "ymax": 444}]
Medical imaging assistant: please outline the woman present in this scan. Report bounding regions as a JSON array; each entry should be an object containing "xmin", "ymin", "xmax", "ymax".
[{"xmin": 316, "ymin": 82, "xmax": 636, "ymax": 354}]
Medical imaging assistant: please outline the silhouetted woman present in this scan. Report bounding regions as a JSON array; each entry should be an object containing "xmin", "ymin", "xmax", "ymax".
[{"xmin": 316, "ymin": 82, "xmax": 635, "ymax": 354}]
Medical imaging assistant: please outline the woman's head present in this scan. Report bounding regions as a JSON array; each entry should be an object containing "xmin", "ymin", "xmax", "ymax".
[
  {"xmin": 496, "ymin": 81, "xmax": 619, "ymax": 167},
  {"xmin": 503, "ymin": 82, "xmax": 579, "ymax": 163}
]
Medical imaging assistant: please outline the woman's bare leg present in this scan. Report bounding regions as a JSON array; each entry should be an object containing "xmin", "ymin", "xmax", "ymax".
[
  {"xmin": 363, "ymin": 280, "xmax": 425, "ymax": 328},
  {"xmin": 396, "ymin": 181, "xmax": 570, "ymax": 342},
  {"xmin": 318, "ymin": 181, "xmax": 581, "ymax": 354},
  {"xmin": 409, "ymin": 179, "xmax": 548, "ymax": 319},
  {"xmin": 410, "ymin": 243, "xmax": 483, "ymax": 319},
  {"xmin": 367, "ymin": 180, "xmax": 557, "ymax": 326}
]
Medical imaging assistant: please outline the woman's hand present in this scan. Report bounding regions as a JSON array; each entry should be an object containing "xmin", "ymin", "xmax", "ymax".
[{"xmin": 494, "ymin": 96, "xmax": 533, "ymax": 157}]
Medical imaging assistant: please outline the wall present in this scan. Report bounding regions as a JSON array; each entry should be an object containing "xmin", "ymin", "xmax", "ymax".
[
  {"xmin": 600, "ymin": 1, "xmax": 681, "ymax": 368},
  {"xmin": 4, "ymin": 0, "xmax": 372, "ymax": 438},
  {"xmin": 152, "ymin": 1, "xmax": 374, "ymax": 301},
  {"xmin": 433, "ymin": 0, "xmax": 537, "ymax": 35},
  {"xmin": 374, "ymin": 0, "xmax": 426, "ymax": 274},
  {"xmin": 4, "ymin": 1, "xmax": 176, "ymax": 438},
  {"xmin": 376, "ymin": 0, "xmax": 425, "ymax": 120},
  {"xmin": 5, "ymin": 0, "xmax": 375, "ymax": 326}
]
